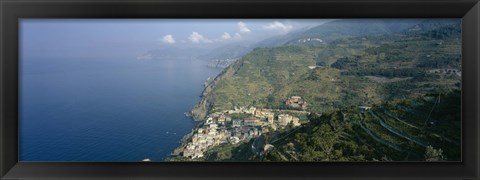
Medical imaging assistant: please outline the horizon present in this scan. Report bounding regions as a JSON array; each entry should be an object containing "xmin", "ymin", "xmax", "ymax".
[{"xmin": 20, "ymin": 19, "xmax": 331, "ymax": 59}]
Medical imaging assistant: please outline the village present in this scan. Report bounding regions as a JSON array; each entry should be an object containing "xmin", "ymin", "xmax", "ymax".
[{"xmin": 181, "ymin": 96, "xmax": 308, "ymax": 159}]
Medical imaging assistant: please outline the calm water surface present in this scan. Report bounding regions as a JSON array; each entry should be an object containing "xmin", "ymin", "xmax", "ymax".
[{"xmin": 20, "ymin": 57, "xmax": 221, "ymax": 161}]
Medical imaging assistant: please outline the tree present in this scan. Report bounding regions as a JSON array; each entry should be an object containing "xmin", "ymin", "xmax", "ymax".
[
  {"xmin": 424, "ymin": 145, "xmax": 445, "ymax": 161},
  {"xmin": 310, "ymin": 124, "xmax": 342, "ymax": 161},
  {"xmin": 316, "ymin": 61, "xmax": 326, "ymax": 67}
]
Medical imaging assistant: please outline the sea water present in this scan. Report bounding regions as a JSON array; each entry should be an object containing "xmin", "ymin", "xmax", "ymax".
[{"xmin": 19, "ymin": 57, "xmax": 221, "ymax": 161}]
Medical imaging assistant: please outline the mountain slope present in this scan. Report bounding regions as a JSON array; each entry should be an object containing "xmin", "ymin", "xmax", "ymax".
[
  {"xmin": 262, "ymin": 90, "xmax": 461, "ymax": 161},
  {"xmin": 255, "ymin": 19, "xmax": 459, "ymax": 47},
  {"xmin": 191, "ymin": 20, "xmax": 461, "ymax": 120}
]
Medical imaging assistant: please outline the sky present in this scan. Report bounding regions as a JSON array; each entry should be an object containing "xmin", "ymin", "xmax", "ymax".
[{"xmin": 20, "ymin": 19, "xmax": 330, "ymax": 59}]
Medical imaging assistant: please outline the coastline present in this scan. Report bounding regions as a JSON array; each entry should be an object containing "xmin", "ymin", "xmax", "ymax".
[
  {"xmin": 190, "ymin": 59, "xmax": 241, "ymax": 120},
  {"xmin": 168, "ymin": 63, "xmax": 231, "ymax": 160},
  {"xmin": 168, "ymin": 115, "xmax": 205, "ymax": 160}
]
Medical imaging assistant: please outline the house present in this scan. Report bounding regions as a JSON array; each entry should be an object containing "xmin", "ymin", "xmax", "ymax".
[
  {"xmin": 191, "ymin": 136, "xmax": 198, "ymax": 144},
  {"xmin": 358, "ymin": 106, "xmax": 372, "ymax": 112},
  {"xmin": 267, "ymin": 113, "xmax": 275, "ymax": 124},
  {"xmin": 255, "ymin": 109, "xmax": 274, "ymax": 118},
  {"xmin": 278, "ymin": 114, "xmax": 293, "ymax": 126},
  {"xmin": 292, "ymin": 117, "xmax": 301, "ymax": 127},
  {"xmin": 243, "ymin": 117, "xmax": 260, "ymax": 126},
  {"xmin": 183, "ymin": 149, "xmax": 193, "ymax": 158},
  {"xmin": 193, "ymin": 150, "xmax": 204, "ymax": 158},
  {"xmin": 245, "ymin": 107, "xmax": 256, "ymax": 115},
  {"xmin": 232, "ymin": 119, "xmax": 243, "ymax": 127},
  {"xmin": 291, "ymin": 96, "xmax": 302, "ymax": 102},
  {"xmin": 217, "ymin": 114, "xmax": 226, "ymax": 123},
  {"xmin": 264, "ymin": 144, "xmax": 274, "ymax": 152},
  {"xmin": 286, "ymin": 96, "xmax": 307, "ymax": 110},
  {"xmin": 229, "ymin": 136, "xmax": 240, "ymax": 144},
  {"xmin": 255, "ymin": 109, "xmax": 264, "ymax": 117},
  {"xmin": 209, "ymin": 123, "xmax": 218, "ymax": 130}
]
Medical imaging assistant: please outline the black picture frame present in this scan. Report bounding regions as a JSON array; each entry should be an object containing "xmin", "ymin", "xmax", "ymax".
[{"xmin": 1, "ymin": 0, "xmax": 479, "ymax": 179}]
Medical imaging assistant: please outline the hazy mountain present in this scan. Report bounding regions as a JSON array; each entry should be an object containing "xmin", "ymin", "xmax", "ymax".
[
  {"xmin": 136, "ymin": 46, "xmax": 211, "ymax": 60},
  {"xmin": 197, "ymin": 42, "xmax": 254, "ymax": 61},
  {"xmin": 137, "ymin": 19, "xmax": 459, "ymax": 63},
  {"xmin": 255, "ymin": 19, "xmax": 459, "ymax": 47}
]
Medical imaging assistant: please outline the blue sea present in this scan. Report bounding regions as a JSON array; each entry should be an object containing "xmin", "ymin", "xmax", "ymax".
[{"xmin": 19, "ymin": 57, "xmax": 221, "ymax": 161}]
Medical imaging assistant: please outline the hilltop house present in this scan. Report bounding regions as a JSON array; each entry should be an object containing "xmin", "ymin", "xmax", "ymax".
[{"xmin": 286, "ymin": 96, "xmax": 307, "ymax": 110}]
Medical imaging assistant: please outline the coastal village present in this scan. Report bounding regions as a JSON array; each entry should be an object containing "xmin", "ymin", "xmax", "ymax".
[{"xmin": 180, "ymin": 96, "xmax": 308, "ymax": 159}]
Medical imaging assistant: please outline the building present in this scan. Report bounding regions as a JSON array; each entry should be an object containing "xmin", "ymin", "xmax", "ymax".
[
  {"xmin": 264, "ymin": 144, "xmax": 274, "ymax": 152},
  {"xmin": 292, "ymin": 117, "xmax": 301, "ymax": 127},
  {"xmin": 358, "ymin": 106, "xmax": 372, "ymax": 112},
  {"xmin": 217, "ymin": 114, "xmax": 226, "ymax": 123},
  {"xmin": 290, "ymin": 96, "xmax": 302, "ymax": 102},
  {"xmin": 245, "ymin": 107, "xmax": 256, "ymax": 115},
  {"xmin": 255, "ymin": 109, "xmax": 268, "ymax": 117},
  {"xmin": 267, "ymin": 113, "xmax": 275, "ymax": 124},
  {"xmin": 285, "ymin": 96, "xmax": 307, "ymax": 110},
  {"xmin": 243, "ymin": 117, "xmax": 260, "ymax": 126},
  {"xmin": 209, "ymin": 123, "xmax": 218, "ymax": 130},
  {"xmin": 232, "ymin": 119, "xmax": 243, "ymax": 127},
  {"xmin": 255, "ymin": 109, "xmax": 274, "ymax": 118},
  {"xmin": 278, "ymin": 114, "xmax": 293, "ymax": 126},
  {"xmin": 229, "ymin": 136, "xmax": 240, "ymax": 144}
]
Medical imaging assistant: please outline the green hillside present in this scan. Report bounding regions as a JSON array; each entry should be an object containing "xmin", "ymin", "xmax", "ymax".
[
  {"xmin": 188, "ymin": 19, "xmax": 461, "ymax": 161},
  {"xmin": 203, "ymin": 90, "xmax": 460, "ymax": 161},
  {"xmin": 192, "ymin": 21, "xmax": 461, "ymax": 118},
  {"xmin": 263, "ymin": 90, "xmax": 461, "ymax": 161},
  {"xmin": 255, "ymin": 19, "xmax": 459, "ymax": 47}
]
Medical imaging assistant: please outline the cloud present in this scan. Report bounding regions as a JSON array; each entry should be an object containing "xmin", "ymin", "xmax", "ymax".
[
  {"xmin": 221, "ymin": 32, "xmax": 232, "ymax": 40},
  {"xmin": 162, "ymin": 34, "xmax": 176, "ymax": 44},
  {"xmin": 188, "ymin": 22, "xmax": 250, "ymax": 44},
  {"xmin": 263, "ymin": 21, "xmax": 293, "ymax": 33},
  {"xmin": 238, "ymin": 22, "xmax": 251, "ymax": 34},
  {"xmin": 234, "ymin": 32, "xmax": 242, "ymax": 39},
  {"xmin": 188, "ymin": 32, "xmax": 212, "ymax": 43}
]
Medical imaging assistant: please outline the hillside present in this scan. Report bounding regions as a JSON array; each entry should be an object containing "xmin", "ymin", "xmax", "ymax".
[
  {"xmin": 185, "ymin": 19, "xmax": 461, "ymax": 162},
  {"xmin": 199, "ymin": 90, "xmax": 460, "ymax": 161},
  {"xmin": 191, "ymin": 20, "xmax": 461, "ymax": 119},
  {"xmin": 255, "ymin": 19, "xmax": 459, "ymax": 47}
]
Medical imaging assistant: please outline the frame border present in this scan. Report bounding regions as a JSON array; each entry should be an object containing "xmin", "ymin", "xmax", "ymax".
[{"xmin": 1, "ymin": 0, "xmax": 479, "ymax": 179}]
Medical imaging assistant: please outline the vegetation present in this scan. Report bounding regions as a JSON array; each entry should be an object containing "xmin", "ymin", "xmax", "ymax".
[
  {"xmin": 190, "ymin": 19, "xmax": 461, "ymax": 161},
  {"xmin": 204, "ymin": 91, "xmax": 460, "ymax": 161}
]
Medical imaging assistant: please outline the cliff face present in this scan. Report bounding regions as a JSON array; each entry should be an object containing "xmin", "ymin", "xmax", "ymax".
[{"xmin": 191, "ymin": 59, "xmax": 242, "ymax": 120}]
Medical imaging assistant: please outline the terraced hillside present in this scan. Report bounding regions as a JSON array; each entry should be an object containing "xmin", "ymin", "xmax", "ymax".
[
  {"xmin": 201, "ymin": 90, "xmax": 460, "ymax": 161},
  {"xmin": 258, "ymin": 90, "xmax": 461, "ymax": 161},
  {"xmin": 191, "ymin": 20, "xmax": 461, "ymax": 119},
  {"xmin": 188, "ymin": 19, "xmax": 461, "ymax": 161}
]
